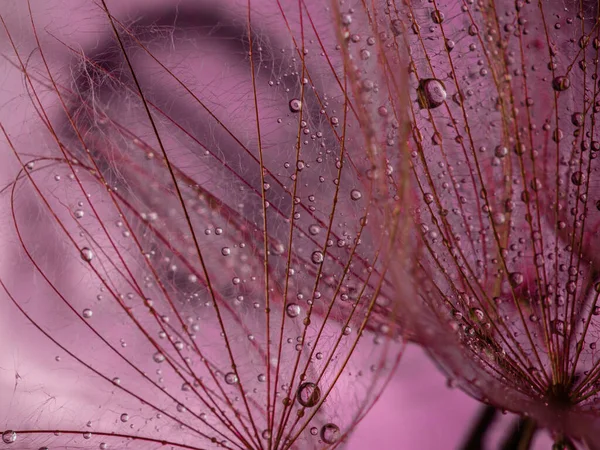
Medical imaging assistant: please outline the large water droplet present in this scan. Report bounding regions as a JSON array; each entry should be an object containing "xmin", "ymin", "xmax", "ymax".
[
  {"xmin": 417, "ymin": 78, "xmax": 447, "ymax": 109},
  {"xmin": 297, "ymin": 382, "xmax": 321, "ymax": 407}
]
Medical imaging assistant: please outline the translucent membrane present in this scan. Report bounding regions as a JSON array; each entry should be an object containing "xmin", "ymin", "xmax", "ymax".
[{"xmin": 0, "ymin": 0, "xmax": 411, "ymax": 449}]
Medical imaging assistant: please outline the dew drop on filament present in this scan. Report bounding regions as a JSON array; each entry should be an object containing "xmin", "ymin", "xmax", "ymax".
[
  {"xmin": 80, "ymin": 247, "xmax": 94, "ymax": 262},
  {"xmin": 286, "ymin": 303, "xmax": 301, "ymax": 318},
  {"xmin": 320, "ymin": 423, "xmax": 340, "ymax": 444},
  {"xmin": 224, "ymin": 372, "xmax": 239, "ymax": 385},
  {"xmin": 417, "ymin": 78, "xmax": 447, "ymax": 109},
  {"xmin": 289, "ymin": 98, "xmax": 302, "ymax": 113},
  {"xmin": 552, "ymin": 76, "xmax": 571, "ymax": 91},
  {"xmin": 2, "ymin": 430, "xmax": 16, "ymax": 444},
  {"xmin": 296, "ymin": 382, "xmax": 321, "ymax": 407}
]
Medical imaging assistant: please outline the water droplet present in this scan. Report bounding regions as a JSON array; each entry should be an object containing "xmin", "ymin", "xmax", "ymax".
[
  {"xmin": 552, "ymin": 76, "xmax": 571, "ymax": 91},
  {"xmin": 82, "ymin": 308, "xmax": 93, "ymax": 319},
  {"xmin": 224, "ymin": 372, "xmax": 239, "ymax": 385},
  {"xmin": 431, "ymin": 10, "xmax": 444, "ymax": 24},
  {"xmin": 494, "ymin": 145, "xmax": 508, "ymax": 158},
  {"xmin": 320, "ymin": 423, "xmax": 340, "ymax": 444},
  {"xmin": 286, "ymin": 303, "xmax": 301, "ymax": 318},
  {"xmin": 308, "ymin": 224, "xmax": 320, "ymax": 235},
  {"xmin": 492, "ymin": 212, "xmax": 506, "ymax": 225},
  {"xmin": 571, "ymin": 171, "xmax": 586, "ymax": 186},
  {"xmin": 350, "ymin": 189, "xmax": 362, "ymax": 201},
  {"xmin": 262, "ymin": 429, "xmax": 271, "ymax": 440},
  {"xmin": 551, "ymin": 319, "xmax": 565, "ymax": 335},
  {"xmin": 417, "ymin": 78, "xmax": 447, "ymax": 109},
  {"xmin": 74, "ymin": 209, "xmax": 85, "ymax": 219},
  {"xmin": 221, "ymin": 247, "xmax": 231, "ymax": 256},
  {"xmin": 80, "ymin": 247, "xmax": 94, "ymax": 262},
  {"xmin": 153, "ymin": 352, "xmax": 165, "ymax": 363},
  {"xmin": 311, "ymin": 251, "xmax": 324, "ymax": 264},
  {"xmin": 572, "ymin": 113, "xmax": 584, "ymax": 127},
  {"xmin": 83, "ymin": 432, "xmax": 92, "ymax": 440},
  {"xmin": 391, "ymin": 19, "xmax": 402, "ymax": 36},
  {"xmin": 2, "ymin": 431, "xmax": 16, "ymax": 444},
  {"xmin": 289, "ymin": 99, "xmax": 302, "ymax": 113},
  {"xmin": 297, "ymin": 382, "xmax": 321, "ymax": 407},
  {"xmin": 509, "ymin": 272, "xmax": 524, "ymax": 287}
]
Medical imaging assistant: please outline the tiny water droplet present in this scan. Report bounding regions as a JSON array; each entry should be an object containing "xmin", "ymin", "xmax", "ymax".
[
  {"xmin": 417, "ymin": 78, "xmax": 447, "ymax": 109},
  {"xmin": 350, "ymin": 189, "xmax": 362, "ymax": 200},
  {"xmin": 431, "ymin": 9, "xmax": 444, "ymax": 24},
  {"xmin": 571, "ymin": 171, "xmax": 586, "ymax": 186},
  {"xmin": 509, "ymin": 272, "xmax": 524, "ymax": 287},
  {"xmin": 289, "ymin": 98, "xmax": 302, "ymax": 112},
  {"xmin": 80, "ymin": 247, "xmax": 94, "ymax": 262},
  {"xmin": 82, "ymin": 308, "xmax": 93, "ymax": 319},
  {"xmin": 2, "ymin": 431, "xmax": 16, "ymax": 444},
  {"xmin": 494, "ymin": 145, "xmax": 508, "ymax": 158},
  {"xmin": 286, "ymin": 303, "xmax": 301, "ymax": 318},
  {"xmin": 311, "ymin": 251, "xmax": 324, "ymax": 264},
  {"xmin": 552, "ymin": 76, "xmax": 570, "ymax": 91},
  {"xmin": 320, "ymin": 423, "xmax": 340, "ymax": 444},
  {"xmin": 120, "ymin": 413, "xmax": 130, "ymax": 422},
  {"xmin": 224, "ymin": 372, "xmax": 239, "ymax": 385},
  {"xmin": 297, "ymin": 382, "xmax": 321, "ymax": 407}
]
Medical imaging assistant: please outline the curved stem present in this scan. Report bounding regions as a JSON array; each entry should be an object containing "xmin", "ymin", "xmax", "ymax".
[
  {"xmin": 460, "ymin": 405, "xmax": 498, "ymax": 450},
  {"xmin": 501, "ymin": 416, "xmax": 537, "ymax": 450}
]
